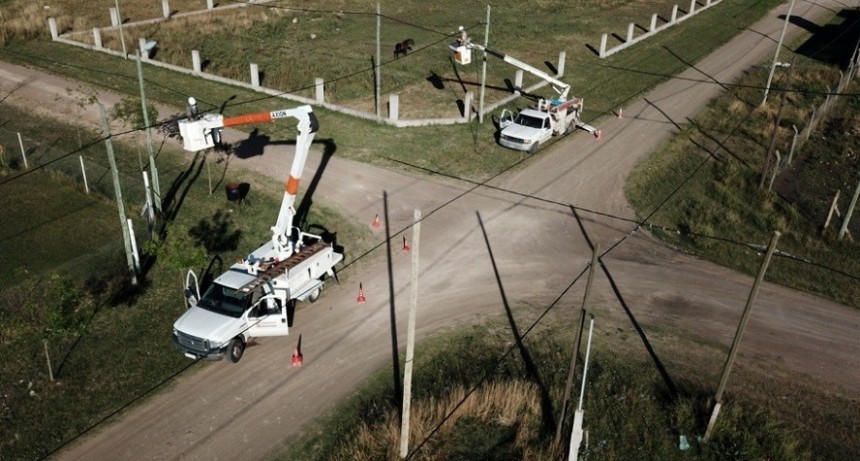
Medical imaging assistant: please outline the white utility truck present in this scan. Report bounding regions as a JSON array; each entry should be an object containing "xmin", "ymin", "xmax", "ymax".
[
  {"xmin": 451, "ymin": 29, "xmax": 598, "ymax": 153},
  {"xmin": 173, "ymin": 101, "xmax": 342, "ymax": 363}
]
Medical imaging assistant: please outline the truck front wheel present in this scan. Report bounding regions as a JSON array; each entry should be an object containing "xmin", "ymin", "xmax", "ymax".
[
  {"xmin": 528, "ymin": 142, "xmax": 540, "ymax": 154},
  {"xmin": 227, "ymin": 338, "xmax": 245, "ymax": 363}
]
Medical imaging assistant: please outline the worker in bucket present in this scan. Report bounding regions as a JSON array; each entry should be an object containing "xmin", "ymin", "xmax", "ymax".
[
  {"xmin": 186, "ymin": 96, "xmax": 200, "ymax": 120},
  {"xmin": 457, "ymin": 26, "xmax": 469, "ymax": 47}
]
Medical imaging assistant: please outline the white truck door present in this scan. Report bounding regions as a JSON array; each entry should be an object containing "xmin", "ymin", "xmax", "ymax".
[
  {"xmin": 500, "ymin": 109, "xmax": 514, "ymax": 128},
  {"xmin": 248, "ymin": 295, "xmax": 290, "ymax": 337},
  {"xmin": 184, "ymin": 270, "xmax": 200, "ymax": 308}
]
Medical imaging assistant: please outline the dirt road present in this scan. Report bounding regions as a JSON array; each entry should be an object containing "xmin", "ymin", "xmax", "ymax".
[{"xmin": 2, "ymin": 1, "xmax": 857, "ymax": 460}]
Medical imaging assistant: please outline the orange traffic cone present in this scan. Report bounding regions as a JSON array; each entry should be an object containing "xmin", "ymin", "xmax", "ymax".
[
  {"xmin": 402, "ymin": 236, "xmax": 411, "ymax": 253},
  {"xmin": 371, "ymin": 214, "xmax": 381, "ymax": 228},
  {"xmin": 595, "ymin": 130, "xmax": 603, "ymax": 140},
  {"xmin": 291, "ymin": 347, "xmax": 303, "ymax": 367},
  {"xmin": 357, "ymin": 283, "xmax": 367, "ymax": 304},
  {"xmin": 617, "ymin": 108, "xmax": 623, "ymax": 119}
]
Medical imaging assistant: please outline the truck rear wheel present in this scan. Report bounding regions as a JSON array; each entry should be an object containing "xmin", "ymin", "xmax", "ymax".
[
  {"xmin": 565, "ymin": 122, "xmax": 574, "ymax": 135},
  {"xmin": 308, "ymin": 287, "xmax": 321, "ymax": 303},
  {"xmin": 227, "ymin": 338, "xmax": 245, "ymax": 363}
]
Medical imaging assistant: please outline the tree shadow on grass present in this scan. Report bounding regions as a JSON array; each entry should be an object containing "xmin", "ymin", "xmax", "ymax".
[{"xmin": 189, "ymin": 210, "xmax": 242, "ymax": 255}]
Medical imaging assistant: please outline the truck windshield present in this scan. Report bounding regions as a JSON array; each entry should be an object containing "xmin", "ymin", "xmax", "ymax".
[
  {"xmin": 513, "ymin": 114, "xmax": 545, "ymax": 129},
  {"xmin": 197, "ymin": 284, "xmax": 247, "ymax": 318}
]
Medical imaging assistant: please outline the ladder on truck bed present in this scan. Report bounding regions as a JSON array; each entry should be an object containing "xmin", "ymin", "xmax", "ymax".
[{"xmin": 237, "ymin": 241, "xmax": 329, "ymax": 294}]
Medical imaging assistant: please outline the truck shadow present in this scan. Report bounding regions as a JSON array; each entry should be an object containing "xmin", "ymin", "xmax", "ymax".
[{"xmin": 791, "ymin": 9, "xmax": 860, "ymax": 69}]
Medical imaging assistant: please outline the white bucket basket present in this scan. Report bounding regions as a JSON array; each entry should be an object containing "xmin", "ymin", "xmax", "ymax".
[{"xmin": 451, "ymin": 44, "xmax": 472, "ymax": 65}]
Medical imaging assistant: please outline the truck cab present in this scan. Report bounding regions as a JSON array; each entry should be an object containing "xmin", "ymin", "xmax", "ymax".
[
  {"xmin": 173, "ymin": 269, "xmax": 289, "ymax": 363},
  {"xmin": 499, "ymin": 108, "xmax": 554, "ymax": 153}
]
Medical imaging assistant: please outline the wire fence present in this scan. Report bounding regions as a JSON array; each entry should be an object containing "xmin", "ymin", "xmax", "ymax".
[{"xmin": 0, "ymin": 125, "xmax": 154, "ymax": 283}]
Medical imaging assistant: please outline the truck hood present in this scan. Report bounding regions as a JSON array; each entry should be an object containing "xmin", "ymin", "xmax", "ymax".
[
  {"xmin": 173, "ymin": 306, "xmax": 244, "ymax": 345},
  {"xmin": 501, "ymin": 124, "xmax": 543, "ymax": 142}
]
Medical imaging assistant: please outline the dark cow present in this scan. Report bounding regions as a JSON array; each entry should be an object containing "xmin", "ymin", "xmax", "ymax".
[{"xmin": 394, "ymin": 38, "xmax": 414, "ymax": 58}]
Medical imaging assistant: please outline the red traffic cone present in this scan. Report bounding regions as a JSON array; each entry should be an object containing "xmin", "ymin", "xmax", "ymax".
[
  {"xmin": 371, "ymin": 214, "xmax": 381, "ymax": 228},
  {"xmin": 402, "ymin": 236, "xmax": 411, "ymax": 253},
  {"xmin": 357, "ymin": 283, "xmax": 367, "ymax": 304},
  {"xmin": 291, "ymin": 347, "xmax": 303, "ymax": 367},
  {"xmin": 595, "ymin": 129, "xmax": 603, "ymax": 140},
  {"xmin": 617, "ymin": 108, "xmax": 623, "ymax": 119}
]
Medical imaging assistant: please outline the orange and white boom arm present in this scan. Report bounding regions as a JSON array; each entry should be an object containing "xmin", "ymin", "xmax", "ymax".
[{"xmin": 177, "ymin": 104, "xmax": 319, "ymax": 258}]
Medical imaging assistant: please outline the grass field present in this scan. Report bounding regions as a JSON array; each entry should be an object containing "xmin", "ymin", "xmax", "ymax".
[
  {"xmin": 8, "ymin": 0, "xmax": 851, "ymax": 459},
  {"xmin": 625, "ymin": 41, "xmax": 860, "ymax": 307},
  {"xmin": 1, "ymin": 0, "xmax": 782, "ymax": 181},
  {"xmin": 0, "ymin": 101, "xmax": 377, "ymax": 461},
  {"xmin": 278, "ymin": 315, "xmax": 860, "ymax": 460}
]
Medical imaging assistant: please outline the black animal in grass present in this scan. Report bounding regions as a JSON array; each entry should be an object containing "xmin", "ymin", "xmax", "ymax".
[{"xmin": 394, "ymin": 38, "xmax": 414, "ymax": 58}]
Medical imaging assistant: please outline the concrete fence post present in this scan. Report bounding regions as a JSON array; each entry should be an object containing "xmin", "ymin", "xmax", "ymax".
[
  {"xmin": 627, "ymin": 23, "xmax": 635, "ymax": 43},
  {"xmin": 192, "ymin": 50, "xmax": 201, "ymax": 73},
  {"xmin": 804, "ymin": 107, "xmax": 816, "ymax": 143},
  {"xmin": 689, "ymin": 0, "xmax": 696, "ymax": 15},
  {"xmin": 17, "ymin": 132, "xmax": 28, "ymax": 169},
  {"xmin": 48, "ymin": 17, "xmax": 58, "ymax": 40},
  {"xmin": 315, "ymin": 78, "xmax": 324, "ymax": 104},
  {"xmin": 599, "ymin": 34, "xmax": 608, "ymax": 58},
  {"xmin": 787, "ymin": 125, "xmax": 799, "ymax": 164},
  {"xmin": 464, "ymin": 91, "xmax": 473, "ymax": 120},
  {"xmin": 139, "ymin": 37, "xmax": 148, "ymax": 59},
  {"xmin": 109, "ymin": 7, "xmax": 119, "ymax": 27},
  {"xmin": 93, "ymin": 28, "xmax": 103, "ymax": 48},
  {"xmin": 706, "ymin": 0, "xmax": 712, "ymax": 6},
  {"xmin": 389, "ymin": 94, "xmax": 399, "ymax": 121},
  {"xmin": 162, "ymin": 0, "xmax": 170, "ymax": 18},
  {"xmin": 671, "ymin": 5, "xmax": 679, "ymax": 22},
  {"xmin": 514, "ymin": 70, "xmax": 523, "ymax": 95},
  {"xmin": 80, "ymin": 155, "xmax": 90, "ymax": 194},
  {"xmin": 557, "ymin": 51, "xmax": 566, "ymax": 77},
  {"xmin": 650, "ymin": 13, "xmax": 658, "ymax": 32},
  {"xmin": 250, "ymin": 63, "xmax": 260, "ymax": 87},
  {"xmin": 207, "ymin": 0, "xmax": 214, "ymax": 9}
]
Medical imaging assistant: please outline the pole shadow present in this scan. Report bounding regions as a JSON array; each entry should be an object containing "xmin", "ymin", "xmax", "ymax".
[
  {"xmin": 476, "ymin": 211, "xmax": 557, "ymax": 436},
  {"xmin": 384, "ymin": 191, "xmax": 403, "ymax": 420},
  {"xmin": 569, "ymin": 205, "xmax": 678, "ymax": 398}
]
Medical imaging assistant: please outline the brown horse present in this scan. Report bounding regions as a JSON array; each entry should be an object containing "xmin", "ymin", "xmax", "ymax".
[{"xmin": 394, "ymin": 38, "xmax": 414, "ymax": 58}]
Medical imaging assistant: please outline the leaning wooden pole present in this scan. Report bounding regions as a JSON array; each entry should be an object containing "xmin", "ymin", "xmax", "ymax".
[
  {"xmin": 704, "ymin": 231, "xmax": 781, "ymax": 440},
  {"xmin": 136, "ymin": 51, "xmax": 161, "ymax": 212},
  {"xmin": 99, "ymin": 103, "xmax": 138, "ymax": 286},
  {"xmin": 399, "ymin": 209, "xmax": 421, "ymax": 459},
  {"xmin": 556, "ymin": 244, "xmax": 600, "ymax": 443},
  {"xmin": 375, "ymin": 2, "xmax": 381, "ymax": 121}
]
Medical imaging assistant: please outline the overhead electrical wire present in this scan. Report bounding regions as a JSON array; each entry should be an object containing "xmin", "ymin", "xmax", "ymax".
[{"xmin": 6, "ymin": 3, "xmax": 858, "ymax": 458}]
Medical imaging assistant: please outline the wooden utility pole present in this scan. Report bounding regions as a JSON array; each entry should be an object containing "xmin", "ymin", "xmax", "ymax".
[
  {"xmin": 478, "ymin": 5, "xmax": 491, "ymax": 123},
  {"xmin": 838, "ymin": 175, "xmax": 860, "ymax": 240},
  {"xmin": 556, "ymin": 244, "xmax": 600, "ymax": 443},
  {"xmin": 399, "ymin": 209, "xmax": 421, "ymax": 459},
  {"xmin": 99, "ymin": 103, "xmax": 138, "ymax": 286},
  {"xmin": 375, "ymin": 2, "xmax": 381, "ymax": 121},
  {"xmin": 136, "ymin": 52, "xmax": 161, "ymax": 212},
  {"xmin": 704, "ymin": 231, "xmax": 781, "ymax": 440},
  {"xmin": 761, "ymin": 0, "xmax": 795, "ymax": 106}
]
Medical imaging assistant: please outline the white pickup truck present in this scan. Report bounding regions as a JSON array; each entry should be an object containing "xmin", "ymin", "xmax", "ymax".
[{"xmin": 498, "ymin": 98, "xmax": 595, "ymax": 154}]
